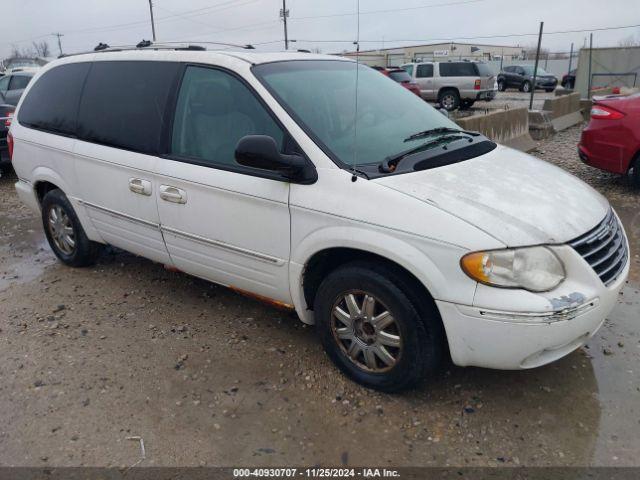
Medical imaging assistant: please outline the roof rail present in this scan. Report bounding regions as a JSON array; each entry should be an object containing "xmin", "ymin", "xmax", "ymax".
[{"xmin": 60, "ymin": 40, "xmax": 255, "ymax": 58}]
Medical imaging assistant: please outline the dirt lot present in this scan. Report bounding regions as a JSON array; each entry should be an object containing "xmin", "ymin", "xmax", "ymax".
[{"xmin": 0, "ymin": 124, "xmax": 639, "ymax": 468}]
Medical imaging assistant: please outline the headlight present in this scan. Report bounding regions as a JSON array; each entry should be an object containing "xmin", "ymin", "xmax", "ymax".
[{"xmin": 460, "ymin": 246, "xmax": 565, "ymax": 292}]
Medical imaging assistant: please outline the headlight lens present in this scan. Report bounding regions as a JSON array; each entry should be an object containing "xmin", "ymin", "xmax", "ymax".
[{"xmin": 460, "ymin": 246, "xmax": 565, "ymax": 292}]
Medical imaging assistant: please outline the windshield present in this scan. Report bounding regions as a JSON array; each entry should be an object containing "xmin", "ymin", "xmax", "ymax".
[
  {"xmin": 522, "ymin": 65, "xmax": 550, "ymax": 76},
  {"xmin": 252, "ymin": 60, "xmax": 457, "ymax": 168}
]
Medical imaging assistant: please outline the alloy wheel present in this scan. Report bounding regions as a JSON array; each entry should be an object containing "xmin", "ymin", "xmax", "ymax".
[
  {"xmin": 47, "ymin": 205, "xmax": 75, "ymax": 255},
  {"xmin": 331, "ymin": 291, "xmax": 402, "ymax": 372}
]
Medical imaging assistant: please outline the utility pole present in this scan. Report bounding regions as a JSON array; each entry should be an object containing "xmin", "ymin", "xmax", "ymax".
[
  {"xmin": 587, "ymin": 33, "xmax": 593, "ymax": 97},
  {"xmin": 148, "ymin": 0, "xmax": 157, "ymax": 42},
  {"xmin": 280, "ymin": 0, "xmax": 289, "ymax": 50},
  {"xmin": 529, "ymin": 21, "xmax": 544, "ymax": 110},
  {"xmin": 52, "ymin": 33, "xmax": 64, "ymax": 56},
  {"xmin": 567, "ymin": 42, "xmax": 574, "ymax": 83}
]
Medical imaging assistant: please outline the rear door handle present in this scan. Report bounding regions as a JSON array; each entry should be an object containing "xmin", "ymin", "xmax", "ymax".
[
  {"xmin": 129, "ymin": 178, "xmax": 152, "ymax": 196},
  {"xmin": 159, "ymin": 185, "xmax": 187, "ymax": 204}
]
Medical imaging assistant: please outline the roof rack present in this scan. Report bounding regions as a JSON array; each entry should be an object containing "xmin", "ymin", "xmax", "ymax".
[{"xmin": 61, "ymin": 40, "xmax": 255, "ymax": 58}]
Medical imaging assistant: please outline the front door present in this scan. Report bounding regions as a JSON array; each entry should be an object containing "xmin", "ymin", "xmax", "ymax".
[{"xmin": 155, "ymin": 65, "xmax": 292, "ymax": 304}]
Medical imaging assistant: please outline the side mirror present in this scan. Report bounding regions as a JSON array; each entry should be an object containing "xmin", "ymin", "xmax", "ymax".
[{"xmin": 235, "ymin": 135, "xmax": 316, "ymax": 184}]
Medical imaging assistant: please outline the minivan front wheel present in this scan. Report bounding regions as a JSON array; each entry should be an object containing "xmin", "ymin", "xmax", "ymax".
[
  {"xmin": 314, "ymin": 262, "xmax": 443, "ymax": 392},
  {"xmin": 42, "ymin": 189, "xmax": 102, "ymax": 267}
]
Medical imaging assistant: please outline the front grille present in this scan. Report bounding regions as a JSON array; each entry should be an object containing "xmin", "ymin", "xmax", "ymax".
[{"xmin": 569, "ymin": 209, "xmax": 628, "ymax": 286}]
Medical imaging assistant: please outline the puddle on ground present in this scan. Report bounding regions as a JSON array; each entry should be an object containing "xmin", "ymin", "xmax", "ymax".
[{"xmin": 0, "ymin": 209, "xmax": 56, "ymax": 292}]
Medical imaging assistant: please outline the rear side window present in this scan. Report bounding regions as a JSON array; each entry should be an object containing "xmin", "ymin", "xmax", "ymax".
[
  {"xmin": 388, "ymin": 70, "xmax": 412, "ymax": 82},
  {"xmin": 416, "ymin": 64, "xmax": 433, "ymax": 78},
  {"xmin": 403, "ymin": 64, "xmax": 414, "ymax": 76},
  {"xmin": 19, "ymin": 63, "xmax": 90, "ymax": 136},
  {"xmin": 439, "ymin": 62, "xmax": 477, "ymax": 77},
  {"xmin": 10, "ymin": 75, "xmax": 32, "ymax": 90},
  {"xmin": 77, "ymin": 61, "xmax": 179, "ymax": 154}
]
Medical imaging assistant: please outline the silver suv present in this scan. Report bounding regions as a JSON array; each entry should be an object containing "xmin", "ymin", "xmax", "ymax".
[{"xmin": 401, "ymin": 61, "xmax": 497, "ymax": 111}]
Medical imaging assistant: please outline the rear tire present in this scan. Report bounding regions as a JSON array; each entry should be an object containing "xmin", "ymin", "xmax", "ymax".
[
  {"xmin": 632, "ymin": 157, "xmax": 640, "ymax": 188},
  {"xmin": 314, "ymin": 261, "xmax": 444, "ymax": 392},
  {"xmin": 438, "ymin": 89, "xmax": 460, "ymax": 111},
  {"xmin": 41, "ymin": 189, "xmax": 102, "ymax": 267}
]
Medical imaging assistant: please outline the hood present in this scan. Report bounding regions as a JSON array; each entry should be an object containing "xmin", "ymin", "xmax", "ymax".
[{"xmin": 373, "ymin": 145, "xmax": 609, "ymax": 247}]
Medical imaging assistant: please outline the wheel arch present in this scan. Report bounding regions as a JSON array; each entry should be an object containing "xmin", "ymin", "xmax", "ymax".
[
  {"xmin": 31, "ymin": 166, "xmax": 103, "ymax": 243},
  {"xmin": 437, "ymin": 86, "xmax": 460, "ymax": 99},
  {"xmin": 289, "ymin": 227, "xmax": 449, "ymax": 325}
]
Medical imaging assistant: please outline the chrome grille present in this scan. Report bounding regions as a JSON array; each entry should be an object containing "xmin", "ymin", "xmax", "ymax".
[{"xmin": 568, "ymin": 210, "xmax": 628, "ymax": 286}]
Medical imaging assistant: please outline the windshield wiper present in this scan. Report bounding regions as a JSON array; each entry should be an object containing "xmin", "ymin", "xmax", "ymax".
[
  {"xmin": 403, "ymin": 127, "xmax": 480, "ymax": 143},
  {"xmin": 379, "ymin": 135, "xmax": 467, "ymax": 173}
]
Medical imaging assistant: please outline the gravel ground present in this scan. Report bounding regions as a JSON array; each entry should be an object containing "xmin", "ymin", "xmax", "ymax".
[{"xmin": 0, "ymin": 125, "xmax": 638, "ymax": 468}]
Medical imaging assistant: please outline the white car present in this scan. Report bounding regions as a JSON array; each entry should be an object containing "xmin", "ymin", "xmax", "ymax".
[{"xmin": 9, "ymin": 48, "xmax": 629, "ymax": 391}]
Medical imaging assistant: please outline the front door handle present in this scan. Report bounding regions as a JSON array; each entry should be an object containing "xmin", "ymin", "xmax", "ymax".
[
  {"xmin": 159, "ymin": 185, "xmax": 187, "ymax": 204},
  {"xmin": 129, "ymin": 178, "xmax": 152, "ymax": 196}
]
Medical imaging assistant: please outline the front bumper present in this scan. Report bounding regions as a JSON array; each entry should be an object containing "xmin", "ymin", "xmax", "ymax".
[{"xmin": 437, "ymin": 242, "xmax": 629, "ymax": 370}]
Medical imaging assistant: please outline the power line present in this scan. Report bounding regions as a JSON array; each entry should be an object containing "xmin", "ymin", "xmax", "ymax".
[
  {"xmin": 291, "ymin": 0, "xmax": 487, "ymax": 20},
  {"xmin": 291, "ymin": 22, "xmax": 640, "ymax": 45}
]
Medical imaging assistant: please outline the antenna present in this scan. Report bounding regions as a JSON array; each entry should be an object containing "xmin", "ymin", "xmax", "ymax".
[{"xmin": 351, "ymin": 0, "xmax": 361, "ymax": 182}]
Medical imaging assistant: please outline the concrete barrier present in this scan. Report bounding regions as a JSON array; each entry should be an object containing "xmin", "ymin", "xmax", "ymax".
[
  {"xmin": 454, "ymin": 107, "xmax": 536, "ymax": 151},
  {"xmin": 541, "ymin": 92, "xmax": 583, "ymax": 131}
]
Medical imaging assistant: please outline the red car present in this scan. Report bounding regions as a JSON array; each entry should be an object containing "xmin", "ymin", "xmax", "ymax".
[
  {"xmin": 372, "ymin": 66, "xmax": 421, "ymax": 97},
  {"xmin": 579, "ymin": 93, "xmax": 640, "ymax": 186}
]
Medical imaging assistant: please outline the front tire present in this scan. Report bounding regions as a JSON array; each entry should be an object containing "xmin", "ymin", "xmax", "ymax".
[
  {"xmin": 314, "ymin": 262, "xmax": 444, "ymax": 392},
  {"xmin": 460, "ymin": 99, "xmax": 475, "ymax": 109},
  {"xmin": 497, "ymin": 80, "xmax": 505, "ymax": 92},
  {"xmin": 42, "ymin": 189, "xmax": 102, "ymax": 267},
  {"xmin": 521, "ymin": 80, "xmax": 531, "ymax": 93}
]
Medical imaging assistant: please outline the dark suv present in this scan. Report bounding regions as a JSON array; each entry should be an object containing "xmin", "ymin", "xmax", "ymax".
[{"xmin": 497, "ymin": 65, "xmax": 557, "ymax": 93}]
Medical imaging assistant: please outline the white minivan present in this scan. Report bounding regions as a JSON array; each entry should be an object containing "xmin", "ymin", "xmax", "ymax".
[{"xmin": 9, "ymin": 48, "xmax": 629, "ymax": 391}]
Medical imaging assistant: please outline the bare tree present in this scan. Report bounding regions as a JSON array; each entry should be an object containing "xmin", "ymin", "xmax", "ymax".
[
  {"xmin": 617, "ymin": 35, "xmax": 640, "ymax": 47},
  {"xmin": 32, "ymin": 41, "xmax": 51, "ymax": 57},
  {"xmin": 523, "ymin": 46, "xmax": 549, "ymax": 60}
]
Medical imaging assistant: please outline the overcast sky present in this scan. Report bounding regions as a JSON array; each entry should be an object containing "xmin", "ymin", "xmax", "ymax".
[{"xmin": 2, "ymin": 0, "xmax": 639, "ymax": 59}]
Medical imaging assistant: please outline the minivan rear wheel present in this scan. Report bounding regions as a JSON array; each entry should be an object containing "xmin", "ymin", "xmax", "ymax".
[
  {"xmin": 438, "ymin": 89, "xmax": 460, "ymax": 111},
  {"xmin": 314, "ymin": 261, "xmax": 444, "ymax": 392},
  {"xmin": 41, "ymin": 189, "xmax": 102, "ymax": 267}
]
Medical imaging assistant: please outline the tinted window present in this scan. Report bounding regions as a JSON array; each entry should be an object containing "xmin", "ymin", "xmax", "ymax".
[
  {"xmin": 9, "ymin": 75, "xmax": 31, "ymax": 90},
  {"xmin": 171, "ymin": 66, "xmax": 284, "ymax": 168},
  {"xmin": 504, "ymin": 66, "xmax": 514, "ymax": 73},
  {"xmin": 403, "ymin": 64, "xmax": 414, "ymax": 76},
  {"xmin": 388, "ymin": 70, "xmax": 412, "ymax": 82},
  {"xmin": 0, "ymin": 76, "xmax": 9, "ymax": 92},
  {"xmin": 19, "ymin": 63, "xmax": 90, "ymax": 136},
  {"xmin": 416, "ymin": 64, "xmax": 433, "ymax": 78},
  {"xmin": 439, "ymin": 62, "xmax": 477, "ymax": 77},
  {"xmin": 475, "ymin": 63, "xmax": 493, "ymax": 76},
  {"xmin": 77, "ymin": 61, "xmax": 179, "ymax": 154}
]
